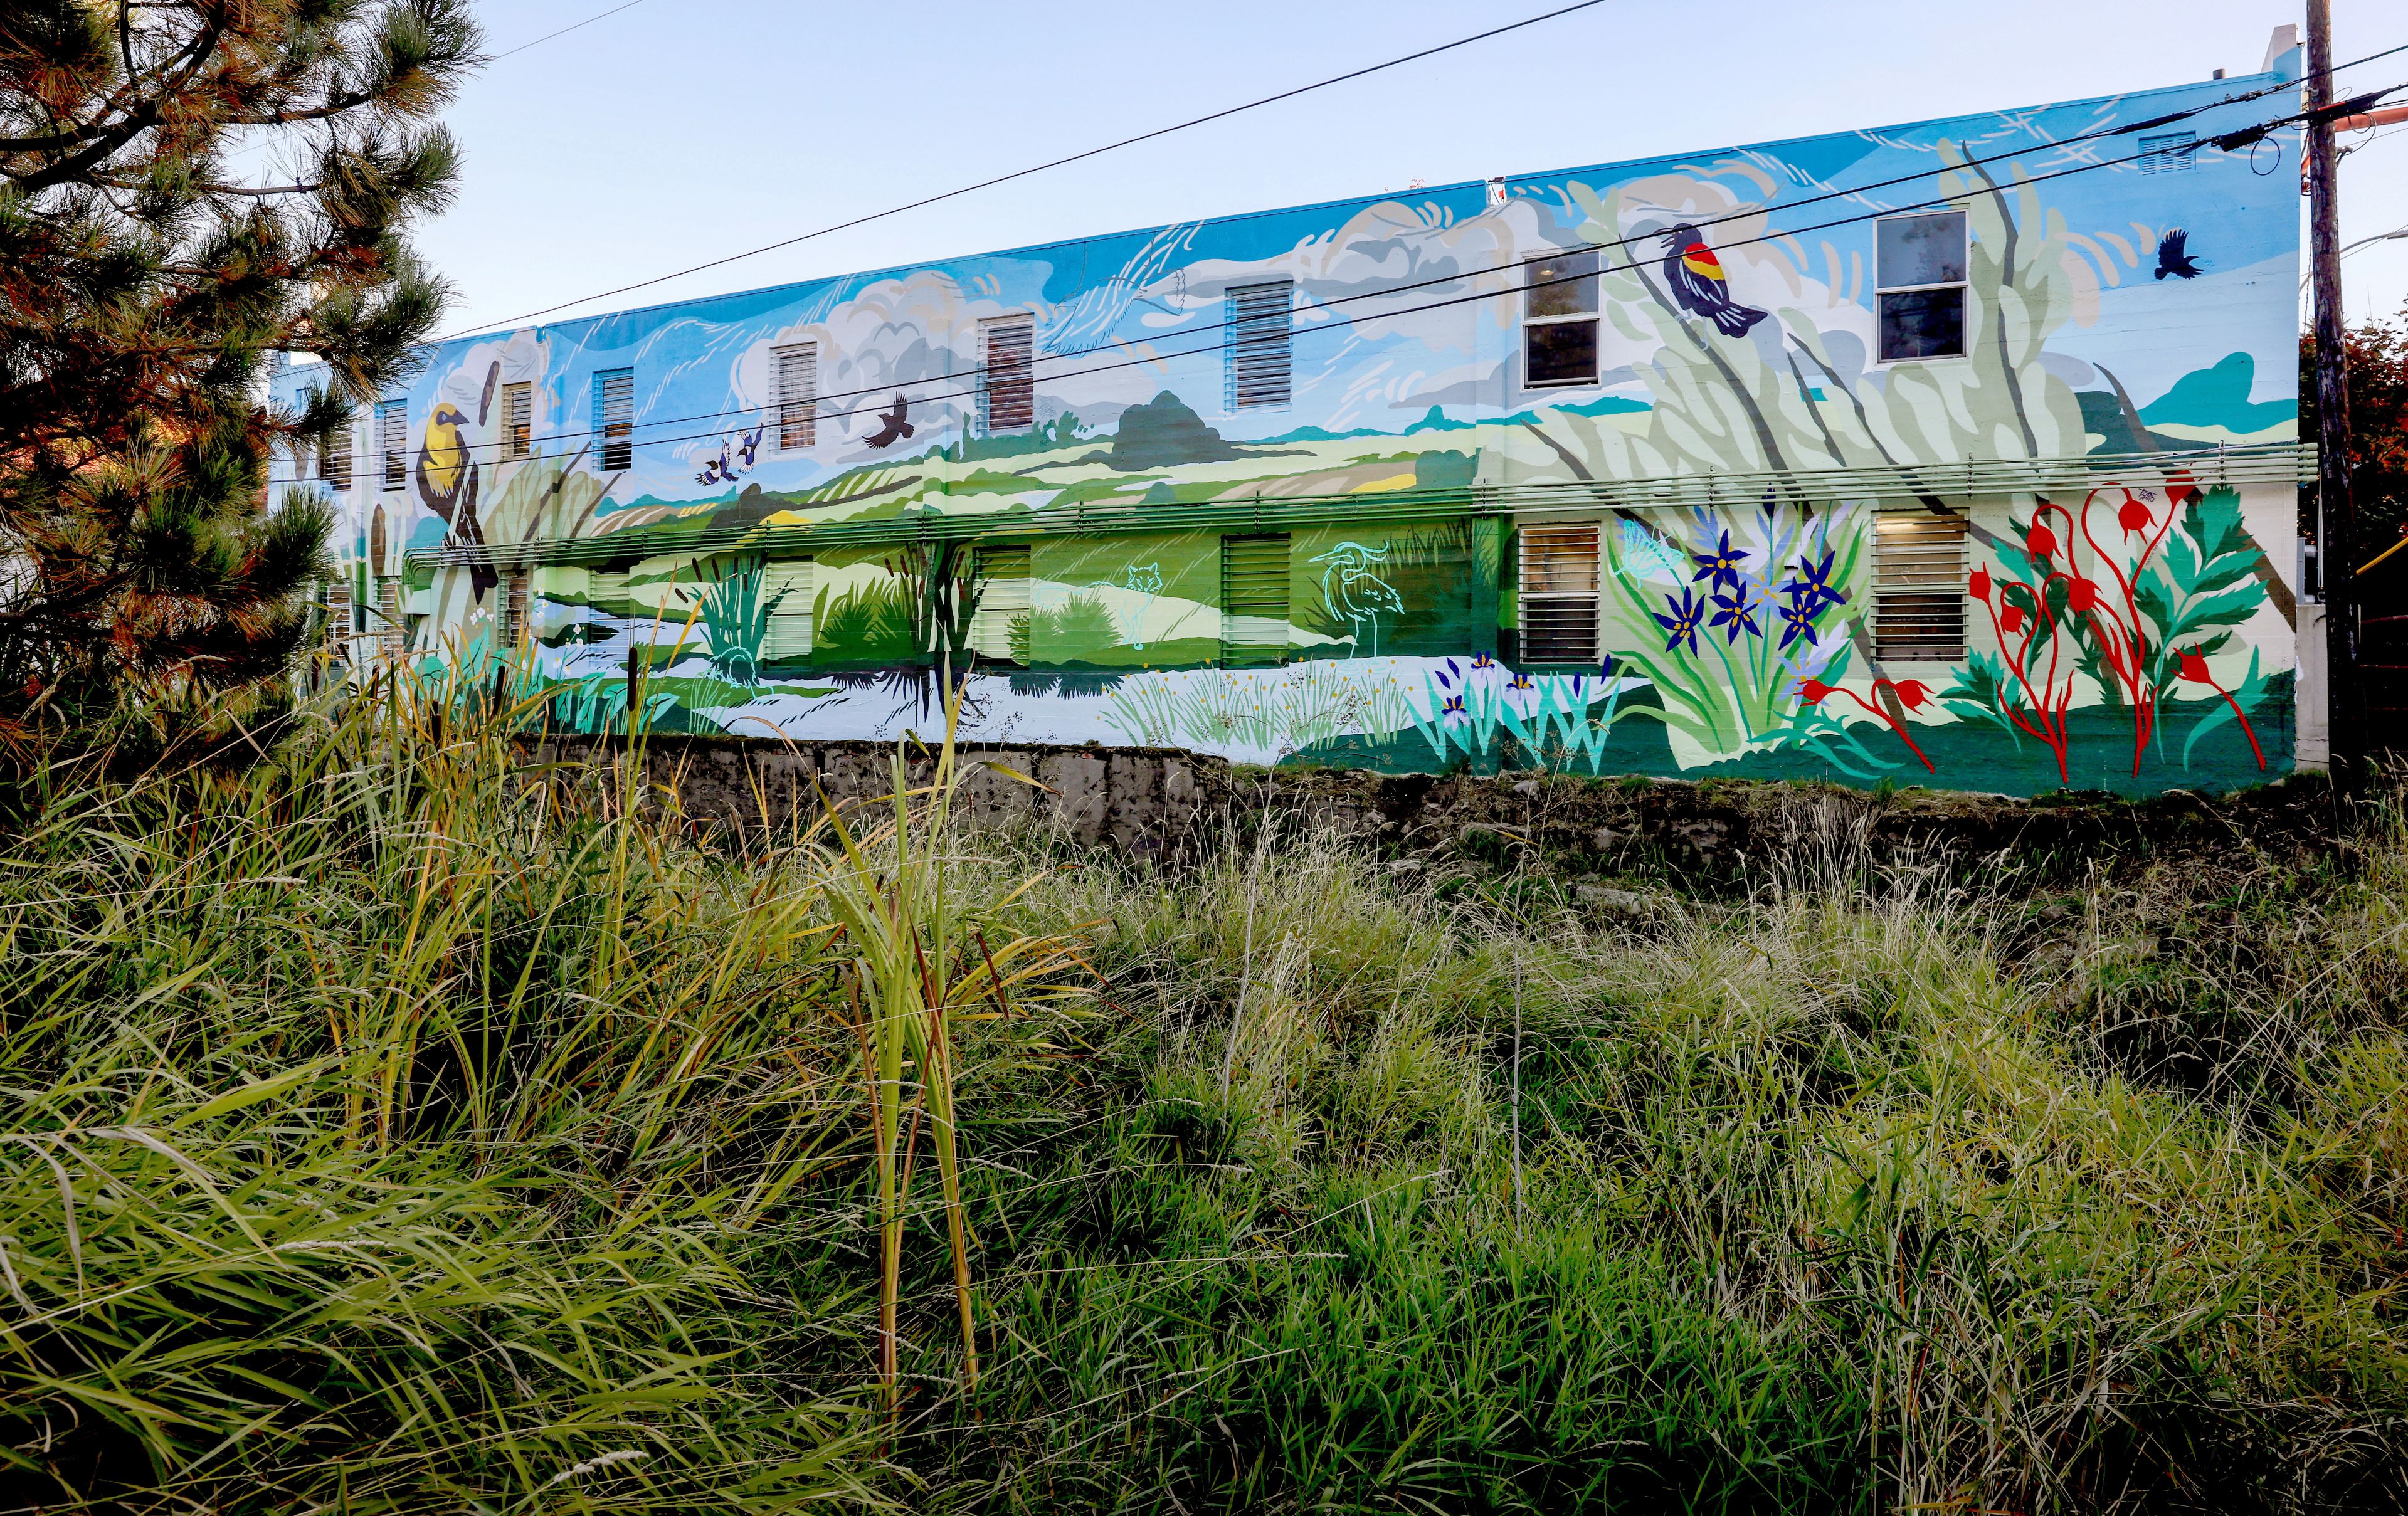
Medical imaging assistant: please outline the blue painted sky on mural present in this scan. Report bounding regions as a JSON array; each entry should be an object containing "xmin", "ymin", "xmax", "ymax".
[{"xmin": 248, "ymin": 2, "xmax": 2405, "ymax": 343}]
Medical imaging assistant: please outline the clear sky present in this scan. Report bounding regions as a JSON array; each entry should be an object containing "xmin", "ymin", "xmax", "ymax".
[{"xmin": 330, "ymin": 1, "xmax": 2408, "ymax": 341}]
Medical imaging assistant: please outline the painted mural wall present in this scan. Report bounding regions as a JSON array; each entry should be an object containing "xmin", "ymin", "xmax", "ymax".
[{"xmin": 276, "ymin": 59, "xmax": 2308, "ymax": 797}]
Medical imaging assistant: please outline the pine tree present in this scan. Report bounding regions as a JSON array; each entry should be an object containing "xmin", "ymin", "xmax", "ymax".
[{"xmin": 0, "ymin": 0, "xmax": 481, "ymax": 744}]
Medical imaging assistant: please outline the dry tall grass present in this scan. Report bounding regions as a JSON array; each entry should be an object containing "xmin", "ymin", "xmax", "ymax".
[{"xmin": 4, "ymin": 678, "xmax": 2404, "ymax": 1513}]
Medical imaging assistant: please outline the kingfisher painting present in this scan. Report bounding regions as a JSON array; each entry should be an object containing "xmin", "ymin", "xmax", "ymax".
[{"xmin": 1659, "ymin": 223, "xmax": 1770, "ymax": 338}]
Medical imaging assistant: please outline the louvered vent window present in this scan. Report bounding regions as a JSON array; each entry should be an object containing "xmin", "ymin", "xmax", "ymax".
[
  {"xmin": 1225, "ymin": 280, "xmax": 1293, "ymax": 410},
  {"xmin": 377, "ymin": 399, "xmax": 407, "ymax": 490},
  {"xmin": 594, "ymin": 367, "xmax": 634, "ymax": 471},
  {"xmin": 1872, "ymin": 513, "xmax": 1967, "ymax": 661},
  {"xmin": 1518, "ymin": 524, "xmax": 1601, "ymax": 664},
  {"xmin": 981, "ymin": 317, "xmax": 1035, "ymax": 433},
  {"xmin": 588, "ymin": 569, "xmax": 627, "ymax": 616},
  {"xmin": 320, "ymin": 577, "xmax": 351, "ymax": 651},
  {"xmin": 2139, "ymin": 132, "xmax": 2198, "ymax": 172},
  {"xmin": 502, "ymin": 382, "xmax": 532, "ymax": 458},
  {"xmin": 377, "ymin": 576, "xmax": 405, "ymax": 661},
  {"xmin": 320, "ymin": 414, "xmax": 353, "ymax": 490},
  {"xmin": 500, "ymin": 572, "xmax": 531, "ymax": 649},
  {"xmin": 775, "ymin": 344, "xmax": 818, "ymax": 450},
  {"xmin": 1220, "ymin": 534, "xmax": 1291, "ymax": 668},
  {"xmin": 972, "ymin": 545, "xmax": 1032, "ymax": 664},
  {"xmin": 761, "ymin": 559, "xmax": 814, "ymax": 660}
]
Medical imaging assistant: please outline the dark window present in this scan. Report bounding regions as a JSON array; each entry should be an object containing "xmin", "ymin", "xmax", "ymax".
[
  {"xmin": 981, "ymin": 317, "xmax": 1034, "ymax": 433},
  {"xmin": 594, "ymin": 367, "xmax": 633, "ymax": 471},
  {"xmin": 1876, "ymin": 211, "xmax": 1967, "ymax": 362},
  {"xmin": 1226, "ymin": 280, "xmax": 1293, "ymax": 409},
  {"xmin": 1872, "ymin": 513, "xmax": 1967, "ymax": 661},
  {"xmin": 377, "ymin": 399, "xmax": 406, "ymax": 489},
  {"xmin": 2139, "ymin": 132, "xmax": 2198, "ymax": 173},
  {"xmin": 1221, "ymin": 534, "xmax": 1291, "ymax": 668},
  {"xmin": 1524, "ymin": 249, "xmax": 1599, "ymax": 386},
  {"xmin": 776, "ymin": 344, "xmax": 817, "ymax": 450}
]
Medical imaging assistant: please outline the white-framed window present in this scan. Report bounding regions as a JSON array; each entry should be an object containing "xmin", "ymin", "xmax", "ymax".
[
  {"xmin": 502, "ymin": 382, "xmax": 532, "ymax": 459},
  {"xmin": 376, "ymin": 399, "xmax": 407, "ymax": 490},
  {"xmin": 1523, "ymin": 248, "xmax": 1600, "ymax": 387},
  {"xmin": 1518, "ymin": 522, "xmax": 1600, "ymax": 664},
  {"xmin": 774, "ymin": 344, "xmax": 818, "ymax": 450},
  {"xmin": 1875, "ymin": 210, "xmax": 1968, "ymax": 363},
  {"xmin": 762, "ymin": 559, "xmax": 814, "ymax": 659},
  {"xmin": 1872, "ymin": 512, "xmax": 1967, "ymax": 661},
  {"xmin": 980, "ymin": 316, "xmax": 1035, "ymax": 433},
  {"xmin": 1225, "ymin": 281, "xmax": 1292, "ymax": 410},
  {"xmin": 320, "ymin": 414, "xmax": 354, "ymax": 490}
]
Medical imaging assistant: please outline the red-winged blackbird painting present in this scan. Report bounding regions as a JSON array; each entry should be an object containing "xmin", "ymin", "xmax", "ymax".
[{"xmin": 1659, "ymin": 223, "xmax": 1770, "ymax": 338}]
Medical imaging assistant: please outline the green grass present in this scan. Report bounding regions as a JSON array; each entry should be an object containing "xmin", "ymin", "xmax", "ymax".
[{"xmin": 4, "ymin": 689, "xmax": 2405, "ymax": 1512}]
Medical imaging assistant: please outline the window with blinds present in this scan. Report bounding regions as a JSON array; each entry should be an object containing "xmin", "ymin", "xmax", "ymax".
[
  {"xmin": 774, "ymin": 344, "xmax": 818, "ymax": 450},
  {"xmin": 376, "ymin": 399, "xmax": 407, "ymax": 489},
  {"xmin": 761, "ymin": 559, "xmax": 813, "ymax": 659},
  {"xmin": 594, "ymin": 367, "xmax": 634, "ymax": 471},
  {"xmin": 502, "ymin": 382, "xmax": 532, "ymax": 459},
  {"xmin": 1225, "ymin": 280, "xmax": 1292, "ymax": 409},
  {"xmin": 1220, "ymin": 534, "xmax": 1291, "ymax": 668},
  {"xmin": 320, "ymin": 415, "xmax": 353, "ymax": 490},
  {"xmin": 1518, "ymin": 523, "xmax": 1602, "ymax": 663},
  {"xmin": 981, "ymin": 317, "xmax": 1035, "ymax": 433},
  {"xmin": 971, "ymin": 545, "xmax": 1032, "ymax": 664},
  {"xmin": 1872, "ymin": 513, "xmax": 1967, "ymax": 661}
]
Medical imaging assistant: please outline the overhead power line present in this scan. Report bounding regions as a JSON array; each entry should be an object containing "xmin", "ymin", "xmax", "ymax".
[
  {"xmin": 428, "ymin": 0, "xmax": 1622, "ymax": 340},
  {"xmin": 283, "ymin": 89, "xmax": 2390, "ymax": 486},
  {"xmin": 488, "ymin": 0, "xmax": 647, "ymax": 61},
  {"xmin": 431, "ymin": 28, "xmax": 2408, "ymax": 345},
  {"xmin": 337, "ymin": 73, "xmax": 2393, "ymax": 466}
]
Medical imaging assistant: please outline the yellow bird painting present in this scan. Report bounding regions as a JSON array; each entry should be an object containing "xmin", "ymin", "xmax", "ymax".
[{"xmin": 416, "ymin": 399, "xmax": 494, "ymax": 597}]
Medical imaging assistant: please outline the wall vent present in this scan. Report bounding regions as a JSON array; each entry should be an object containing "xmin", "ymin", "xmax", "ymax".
[
  {"xmin": 2138, "ymin": 132, "xmax": 2198, "ymax": 172},
  {"xmin": 1225, "ymin": 280, "xmax": 1293, "ymax": 410}
]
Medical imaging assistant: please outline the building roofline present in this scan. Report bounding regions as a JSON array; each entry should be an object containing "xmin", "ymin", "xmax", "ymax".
[{"xmin": 285, "ymin": 62, "xmax": 2296, "ymax": 389}]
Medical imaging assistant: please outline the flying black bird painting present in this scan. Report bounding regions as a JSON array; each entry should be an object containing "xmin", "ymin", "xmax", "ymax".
[
  {"xmin": 1659, "ymin": 224, "xmax": 1769, "ymax": 339},
  {"xmin": 735, "ymin": 421, "xmax": 763, "ymax": 469},
  {"xmin": 864, "ymin": 393, "xmax": 914, "ymax": 448},
  {"xmin": 2155, "ymin": 228, "xmax": 2204, "ymax": 280}
]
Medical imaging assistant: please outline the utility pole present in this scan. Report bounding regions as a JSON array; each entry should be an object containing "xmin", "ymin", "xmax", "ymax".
[{"xmin": 2308, "ymin": 0, "xmax": 2360, "ymax": 780}]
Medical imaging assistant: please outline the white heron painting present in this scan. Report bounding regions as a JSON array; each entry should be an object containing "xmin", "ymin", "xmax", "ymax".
[{"xmin": 1312, "ymin": 541, "xmax": 1407, "ymax": 658}]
